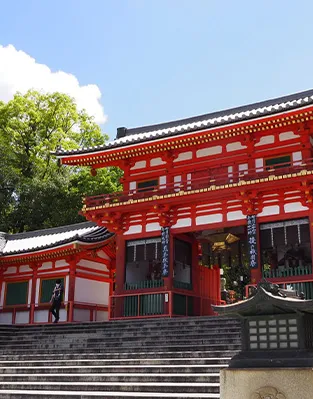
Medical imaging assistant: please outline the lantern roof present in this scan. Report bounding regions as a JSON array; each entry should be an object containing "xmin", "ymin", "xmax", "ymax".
[{"xmin": 213, "ymin": 280, "xmax": 313, "ymax": 316}]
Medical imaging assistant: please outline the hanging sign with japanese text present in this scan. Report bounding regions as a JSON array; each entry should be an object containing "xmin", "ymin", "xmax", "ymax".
[
  {"xmin": 161, "ymin": 226, "xmax": 170, "ymax": 277},
  {"xmin": 247, "ymin": 215, "xmax": 258, "ymax": 269}
]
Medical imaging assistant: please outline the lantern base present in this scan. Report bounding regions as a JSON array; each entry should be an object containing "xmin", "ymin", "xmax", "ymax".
[
  {"xmin": 229, "ymin": 349, "xmax": 313, "ymax": 368},
  {"xmin": 221, "ymin": 368, "xmax": 313, "ymax": 399}
]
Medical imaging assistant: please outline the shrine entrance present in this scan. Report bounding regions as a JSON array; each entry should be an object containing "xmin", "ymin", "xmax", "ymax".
[
  {"xmin": 110, "ymin": 224, "xmax": 250, "ymax": 319},
  {"xmin": 194, "ymin": 225, "xmax": 250, "ymax": 302}
]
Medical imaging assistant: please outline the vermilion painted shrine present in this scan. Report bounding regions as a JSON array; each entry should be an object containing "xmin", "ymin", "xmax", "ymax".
[{"xmin": 2, "ymin": 88, "xmax": 313, "ymax": 323}]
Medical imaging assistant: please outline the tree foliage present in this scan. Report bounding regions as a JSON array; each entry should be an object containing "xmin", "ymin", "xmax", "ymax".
[{"xmin": 0, "ymin": 91, "xmax": 122, "ymax": 233}]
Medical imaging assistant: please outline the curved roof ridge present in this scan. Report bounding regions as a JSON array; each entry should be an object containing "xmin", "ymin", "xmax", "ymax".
[
  {"xmin": 124, "ymin": 88, "xmax": 313, "ymax": 136},
  {"xmin": 6, "ymin": 221, "xmax": 96, "ymax": 241},
  {"xmin": 55, "ymin": 88, "xmax": 313, "ymax": 157}
]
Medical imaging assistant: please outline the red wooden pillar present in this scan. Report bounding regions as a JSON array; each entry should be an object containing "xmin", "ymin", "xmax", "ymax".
[
  {"xmin": 113, "ymin": 235, "xmax": 126, "ymax": 318},
  {"xmin": 192, "ymin": 239, "xmax": 200, "ymax": 296},
  {"xmin": 115, "ymin": 235, "xmax": 125, "ymax": 294},
  {"xmin": 29, "ymin": 263, "xmax": 39, "ymax": 324},
  {"xmin": 308, "ymin": 209, "xmax": 313, "ymax": 274},
  {"xmin": 67, "ymin": 258, "xmax": 76, "ymax": 323}
]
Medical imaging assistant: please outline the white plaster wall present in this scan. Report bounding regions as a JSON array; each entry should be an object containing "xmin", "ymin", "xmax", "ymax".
[
  {"xmin": 159, "ymin": 176, "xmax": 166, "ymax": 188},
  {"xmin": 129, "ymin": 181, "xmax": 136, "ymax": 191},
  {"xmin": 34, "ymin": 310, "xmax": 49, "ymax": 323},
  {"xmin": 65, "ymin": 275, "xmax": 69, "ymax": 302},
  {"xmin": 97, "ymin": 250, "xmax": 110, "ymax": 260},
  {"xmin": 174, "ymin": 151, "xmax": 192, "ymax": 162},
  {"xmin": 73, "ymin": 308, "xmax": 90, "ymax": 322},
  {"xmin": 258, "ymin": 205, "xmax": 280, "ymax": 217},
  {"xmin": 279, "ymin": 131, "xmax": 300, "ymax": 141},
  {"xmin": 292, "ymin": 151, "xmax": 302, "ymax": 165},
  {"xmin": 131, "ymin": 161, "xmax": 146, "ymax": 170},
  {"xmin": 146, "ymin": 222, "xmax": 160, "ymax": 232},
  {"xmin": 96, "ymin": 311, "xmax": 108, "ymax": 321},
  {"xmin": 284, "ymin": 202, "xmax": 308, "ymax": 213},
  {"xmin": 74, "ymin": 278, "xmax": 109, "ymax": 306},
  {"xmin": 55, "ymin": 259, "xmax": 69, "ymax": 268},
  {"xmin": 124, "ymin": 225, "xmax": 143, "ymax": 235},
  {"xmin": 38, "ymin": 269, "xmax": 69, "ymax": 276},
  {"xmin": 19, "ymin": 265, "xmax": 32, "ymax": 273},
  {"xmin": 35, "ymin": 278, "xmax": 40, "ymax": 304},
  {"xmin": 0, "ymin": 313, "xmax": 12, "ymax": 324},
  {"xmin": 227, "ymin": 210, "xmax": 245, "ymax": 221},
  {"xmin": 39, "ymin": 262, "xmax": 53, "ymax": 271},
  {"xmin": 239, "ymin": 163, "xmax": 248, "ymax": 172},
  {"xmin": 150, "ymin": 157, "xmax": 165, "ymax": 166},
  {"xmin": 15, "ymin": 311, "xmax": 29, "ymax": 324},
  {"xmin": 172, "ymin": 218, "xmax": 192, "ymax": 229},
  {"xmin": 187, "ymin": 173, "xmax": 192, "ymax": 190},
  {"xmin": 226, "ymin": 142, "xmax": 247, "ymax": 152},
  {"xmin": 174, "ymin": 175, "xmax": 182, "ymax": 191},
  {"xmin": 77, "ymin": 259, "xmax": 109, "ymax": 273},
  {"xmin": 59, "ymin": 309, "xmax": 67, "ymax": 322},
  {"xmin": 255, "ymin": 158, "xmax": 264, "ymax": 171},
  {"xmin": 27, "ymin": 279, "xmax": 32, "ymax": 305},
  {"xmin": 0, "ymin": 282, "xmax": 5, "ymax": 307},
  {"xmin": 4, "ymin": 267, "xmax": 17, "ymax": 275},
  {"xmin": 255, "ymin": 135, "xmax": 275, "ymax": 146},
  {"xmin": 196, "ymin": 214, "xmax": 223, "ymax": 225},
  {"xmin": 196, "ymin": 146, "xmax": 222, "ymax": 158}
]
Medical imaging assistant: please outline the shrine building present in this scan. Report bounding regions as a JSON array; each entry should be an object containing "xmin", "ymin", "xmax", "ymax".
[
  {"xmin": 0, "ymin": 222, "xmax": 115, "ymax": 324},
  {"xmin": 55, "ymin": 89, "xmax": 313, "ymax": 320}
]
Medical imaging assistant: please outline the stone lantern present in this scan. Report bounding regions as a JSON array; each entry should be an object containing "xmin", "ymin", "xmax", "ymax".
[{"xmin": 212, "ymin": 280, "xmax": 313, "ymax": 399}]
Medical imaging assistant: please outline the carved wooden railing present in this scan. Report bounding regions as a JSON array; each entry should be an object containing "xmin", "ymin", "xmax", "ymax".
[{"xmin": 84, "ymin": 158, "xmax": 313, "ymax": 208}]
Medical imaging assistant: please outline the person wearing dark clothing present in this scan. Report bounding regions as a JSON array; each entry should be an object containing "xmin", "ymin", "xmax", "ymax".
[{"xmin": 50, "ymin": 279, "xmax": 64, "ymax": 323}]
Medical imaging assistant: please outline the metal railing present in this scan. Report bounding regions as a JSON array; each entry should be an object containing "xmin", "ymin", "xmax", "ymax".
[
  {"xmin": 173, "ymin": 280, "xmax": 193, "ymax": 290},
  {"xmin": 124, "ymin": 279, "xmax": 164, "ymax": 290},
  {"xmin": 109, "ymin": 290, "xmax": 223, "ymax": 319},
  {"xmin": 84, "ymin": 158, "xmax": 313, "ymax": 208},
  {"xmin": 262, "ymin": 265, "xmax": 312, "ymax": 279}
]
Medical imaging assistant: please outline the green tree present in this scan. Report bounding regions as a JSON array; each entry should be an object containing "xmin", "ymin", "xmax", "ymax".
[{"xmin": 0, "ymin": 90, "xmax": 122, "ymax": 233}]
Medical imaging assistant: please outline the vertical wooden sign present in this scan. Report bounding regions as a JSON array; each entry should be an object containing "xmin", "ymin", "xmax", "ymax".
[
  {"xmin": 247, "ymin": 215, "xmax": 258, "ymax": 269},
  {"xmin": 161, "ymin": 227, "xmax": 170, "ymax": 277}
]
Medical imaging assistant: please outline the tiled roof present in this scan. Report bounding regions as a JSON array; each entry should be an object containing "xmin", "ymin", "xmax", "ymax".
[
  {"xmin": 56, "ymin": 89, "xmax": 313, "ymax": 157},
  {"xmin": 0, "ymin": 222, "xmax": 113, "ymax": 256}
]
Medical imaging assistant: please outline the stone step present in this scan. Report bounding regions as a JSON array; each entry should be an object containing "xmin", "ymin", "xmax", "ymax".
[
  {"xmin": 0, "ymin": 328, "xmax": 241, "ymax": 342},
  {"xmin": 0, "ymin": 316, "xmax": 240, "ymax": 398},
  {"xmin": 0, "ymin": 373, "xmax": 220, "ymax": 383},
  {"xmin": 0, "ymin": 350, "xmax": 238, "ymax": 360},
  {"xmin": 0, "ymin": 356, "xmax": 232, "ymax": 367},
  {"xmin": 0, "ymin": 364, "xmax": 228, "ymax": 374},
  {"xmin": 0, "ymin": 331, "xmax": 240, "ymax": 344},
  {"xmin": 0, "ymin": 344, "xmax": 241, "ymax": 354},
  {"xmin": 0, "ymin": 381, "xmax": 221, "ymax": 393},
  {"xmin": 0, "ymin": 321, "xmax": 238, "ymax": 335},
  {"xmin": 0, "ymin": 390, "xmax": 220, "ymax": 398},
  {"xmin": 0, "ymin": 338, "xmax": 240, "ymax": 350}
]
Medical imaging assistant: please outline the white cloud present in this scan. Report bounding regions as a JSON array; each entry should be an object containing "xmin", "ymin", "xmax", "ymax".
[{"xmin": 0, "ymin": 44, "xmax": 107, "ymax": 124}]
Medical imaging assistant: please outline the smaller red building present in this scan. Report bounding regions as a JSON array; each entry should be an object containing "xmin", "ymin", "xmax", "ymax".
[{"xmin": 0, "ymin": 222, "xmax": 115, "ymax": 325}]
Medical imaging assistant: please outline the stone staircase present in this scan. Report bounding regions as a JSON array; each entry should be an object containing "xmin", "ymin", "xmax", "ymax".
[{"xmin": 0, "ymin": 316, "xmax": 241, "ymax": 398}]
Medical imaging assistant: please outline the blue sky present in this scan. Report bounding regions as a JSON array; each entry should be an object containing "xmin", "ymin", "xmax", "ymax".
[{"xmin": 1, "ymin": 0, "xmax": 313, "ymax": 140}]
